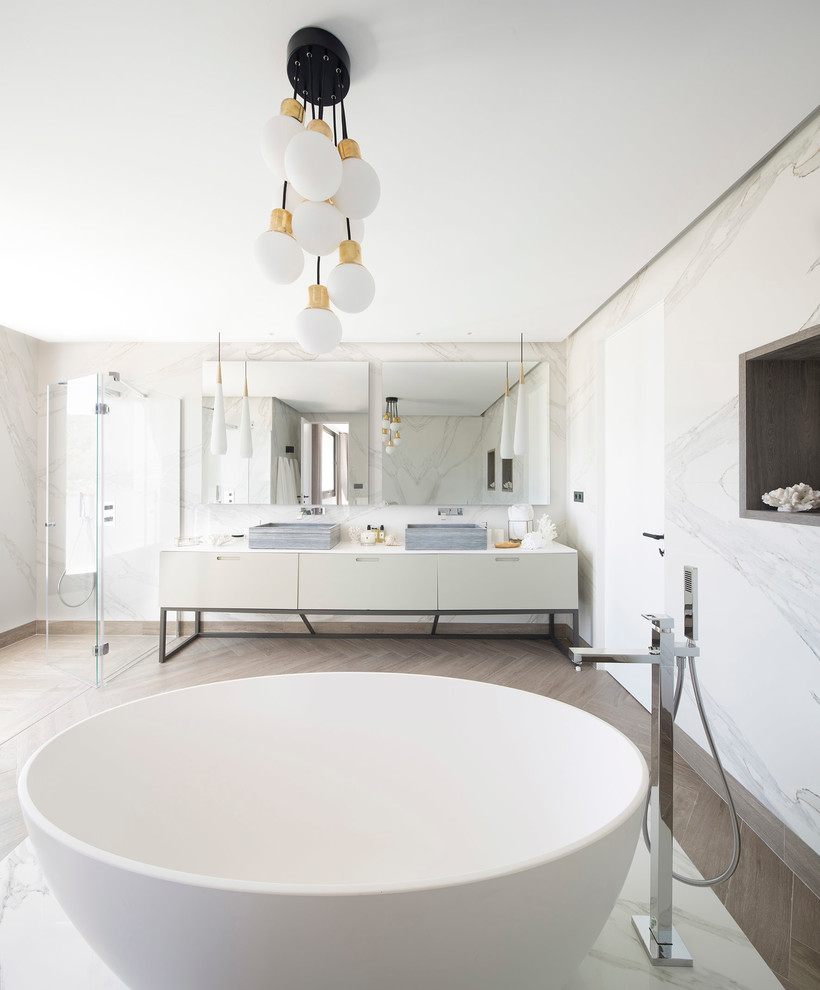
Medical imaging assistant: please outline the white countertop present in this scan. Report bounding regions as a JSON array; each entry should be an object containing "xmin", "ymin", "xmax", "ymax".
[{"xmin": 166, "ymin": 539, "xmax": 577, "ymax": 556}]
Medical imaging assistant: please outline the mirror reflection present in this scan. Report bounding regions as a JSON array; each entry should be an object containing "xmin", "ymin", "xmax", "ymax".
[
  {"xmin": 201, "ymin": 361, "xmax": 369, "ymax": 505},
  {"xmin": 381, "ymin": 361, "xmax": 549, "ymax": 505}
]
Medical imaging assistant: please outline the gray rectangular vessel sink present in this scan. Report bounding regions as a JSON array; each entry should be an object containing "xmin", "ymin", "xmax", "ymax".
[
  {"xmin": 405, "ymin": 523, "xmax": 487, "ymax": 550},
  {"xmin": 249, "ymin": 522, "xmax": 341, "ymax": 550}
]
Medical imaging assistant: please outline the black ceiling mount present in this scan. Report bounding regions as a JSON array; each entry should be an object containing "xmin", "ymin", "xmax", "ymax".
[{"xmin": 287, "ymin": 27, "xmax": 350, "ymax": 110}]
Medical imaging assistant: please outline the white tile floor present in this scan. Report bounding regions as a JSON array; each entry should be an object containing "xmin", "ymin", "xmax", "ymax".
[{"xmin": 0, "ymin": 835, "xmax": 783, "ymax": 989}]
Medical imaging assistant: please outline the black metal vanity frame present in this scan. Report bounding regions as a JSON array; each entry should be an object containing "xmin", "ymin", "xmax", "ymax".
[{"xmin": 158, "ymin": 606, "xmax": 580, "ymax": 663}]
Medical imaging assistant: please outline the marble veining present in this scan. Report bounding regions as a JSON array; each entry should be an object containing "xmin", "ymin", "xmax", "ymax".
[
  {"xmin": 565, "ymin": 114, "xmax": 820, "ymax": 859},
  {"xmin": 0, "ymin": 326, "xmax": 38, "ymax": 634},
  {"xmin": 0, "ymin": 837, "xmax": 782, "ymax": 990}
]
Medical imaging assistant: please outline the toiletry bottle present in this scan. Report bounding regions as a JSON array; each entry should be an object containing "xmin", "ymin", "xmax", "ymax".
[{"xmin": 379, "ymin": 525, "xmax": 385, "ymax": 543}]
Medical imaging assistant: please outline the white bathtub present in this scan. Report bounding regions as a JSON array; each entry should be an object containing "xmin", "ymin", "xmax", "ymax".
[{"xmin": 19, "ymin": 672, "xmax": 647, "ymax": 990}]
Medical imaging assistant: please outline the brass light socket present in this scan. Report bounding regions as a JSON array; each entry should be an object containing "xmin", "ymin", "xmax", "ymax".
[
  {"xmin": 268, "ymin": 208, "xmax": 294, "ymax": 236},
  {"xmin": 337, "ymin": 138, "xmax": 361, "ymax": 161},
  {"xmin": 306, "ymin": 284, "xmax": 331, "ymax": 309},
  {"xmin": 338, "ymin": 239, "xmax": 363, "ymax": 265},
  {"xmin": 280, "ymin": 98, "xmax": 305, "ymax": 123},
  {"xmin": 216, "ymin": 361, "xmax": 222, "ymax": 385},
  {"xmin": 306, "ymin": 119, "xmax": 332, "ymax": 141}
]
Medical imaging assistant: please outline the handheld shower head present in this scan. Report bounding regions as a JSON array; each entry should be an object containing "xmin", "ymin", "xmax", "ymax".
[{"xmin": 684, "ymin": 565, "xmax": 698, "ymax": 643}]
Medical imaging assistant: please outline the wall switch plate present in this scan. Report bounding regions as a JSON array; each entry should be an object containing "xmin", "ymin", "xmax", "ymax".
[{"xmin": 573, "ymin": 491, "xmax": 584, "ymax": 503}]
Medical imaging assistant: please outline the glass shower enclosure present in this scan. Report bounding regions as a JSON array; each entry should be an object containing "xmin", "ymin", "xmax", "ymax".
[{"xmin": 45, "ymin": 373, "xmax": 179, "ymax": 685}]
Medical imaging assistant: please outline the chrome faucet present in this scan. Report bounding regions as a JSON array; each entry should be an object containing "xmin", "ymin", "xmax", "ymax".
[
  {"xmin": 570, "ymin": 613, "xmax": 699, "ymax": 968},
  {"xmin": 299, "ymin": 507, "xmax": 325, "ymax": 516},
  {"xmin": 437, "ymin": 507, "xmax": 463, "ymax": 517}
]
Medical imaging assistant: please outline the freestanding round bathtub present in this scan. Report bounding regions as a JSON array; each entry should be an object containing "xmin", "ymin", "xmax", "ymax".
[{"xmin": 19, "ymin": 672, "xmax": 647, "ymax": 990}]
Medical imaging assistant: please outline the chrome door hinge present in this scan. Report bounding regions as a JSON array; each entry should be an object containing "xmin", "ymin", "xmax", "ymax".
[
  {"xmin": 94, "ymin": 642, "xmax": 110, "ymax": 657},
  {"xmin": 96, "ymin": 403, "xmax": 110, "ymax": 415}
]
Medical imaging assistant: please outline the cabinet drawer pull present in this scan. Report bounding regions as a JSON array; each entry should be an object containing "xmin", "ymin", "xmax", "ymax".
[
  {"xmin": 495, "ymin": 556, "xmax": 519, "ymax": 562},
  {"xmin": 216, "ymin": 555, "xmax": 241, "ymax": 561},
  {"xmin": 355, "ymin": 557, "xmax": 380, "ymax": 562}
]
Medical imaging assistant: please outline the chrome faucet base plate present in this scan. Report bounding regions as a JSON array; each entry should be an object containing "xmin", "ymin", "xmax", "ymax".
[{"xmin": 631, "ymin": 915, "xmax": 693, "ymax": 967}]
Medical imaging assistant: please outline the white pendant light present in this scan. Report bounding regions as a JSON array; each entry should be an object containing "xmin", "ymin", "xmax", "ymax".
[
  {"xmin": 285, "ymin": 119, "xmax": 342, "ymax": 202},
  {"xmin": 260, "ymin": 98, "xmax": 305, "ymax": 177},
  {"xmin": 500, "ymin": 362, "xmax": 515, "ymax": 459},
  {"xmin": 239, "ymin": 360, "xmax": 253, "ymax": 459},
  {"xmin": 333, "ymin": 139, "xmax": 380, "ymax": 219},
  {"xmin": 513, "ymin": 333, "xmax": 528, "ymax": 456},
  {"xmin": 295, "ymin": 283, "xmax": 342, "ymax": 355},
  {"xmin": 291, "ymin": 199, "xmax": 347, "ymax": 256},
  {"xmin": 254, "ymin": 204, "xmax": 304, "ymax": 284},
  {"xmin": 210, "ymin": 333, "xmax": 227, "ymax": 456},
  {"xmin": 327, "ymin": 239, "xmax": 375, "ymax": 312}
]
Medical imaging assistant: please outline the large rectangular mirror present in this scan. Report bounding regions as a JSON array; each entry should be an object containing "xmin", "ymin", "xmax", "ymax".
[
  {"xmin": 202, "ymin": 361, "xmax": 369, "ymax": 505},
  {"xmin": 381, "ymin": 361, "xmax": 549, "ymax": 505}
]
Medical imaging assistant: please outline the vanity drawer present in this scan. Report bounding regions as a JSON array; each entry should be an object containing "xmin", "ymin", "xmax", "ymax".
[
  {"xmin": 159, "ymin": 551, "xmax": 298, "ymax": 610},
  {"xmin": 298, "ymin": 553, "xmax": 438, "ymax": 611},
  {"xmin": 437, "ymin": 553, "xmax": 578, "ymax": 611}
]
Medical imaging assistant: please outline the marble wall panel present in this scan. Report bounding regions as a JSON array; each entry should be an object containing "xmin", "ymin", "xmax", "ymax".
[
  {"xmin": 0, "ymin": 327, "xmax": 38, "ymax": 634},
  {"xmin": 565, "ymin": 115, "xmax": 820, "ymax": 855}
]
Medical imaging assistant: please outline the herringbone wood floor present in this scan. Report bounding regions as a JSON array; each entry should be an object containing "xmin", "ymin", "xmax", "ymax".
[{"xmin": 1, "ymin": 632, "xmax": 817, "ymax": 988}]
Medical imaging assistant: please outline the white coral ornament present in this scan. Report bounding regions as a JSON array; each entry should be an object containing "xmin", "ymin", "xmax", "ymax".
[
  {"xmin": 519, "ymin": 514, "xmax": 558, "ymax": 550},
  {"xmin": 761, "ymin": 483, "xmax": 820, "ymax": 512}
]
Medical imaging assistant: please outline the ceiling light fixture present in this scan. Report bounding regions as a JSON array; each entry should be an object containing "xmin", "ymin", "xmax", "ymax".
[
  {"xmin": 239, "ymin": 359, "xmax": 253, "ymax": 458},
  {"xmin": 257, "ymin": 27, "xmax": 379, "ymax": 354},
  {"xmin": 210, "ymin": 333, "xmax": 227, "ymax": 455},
  {"xmin": 513, "ymin": 333, "xmax": 529, "ymax": 456},
  {"xmin": 500, "ymin": 361, "xmax": 515, "ymax": 459},
  {"xmin": 382, "ymin": 396, "xmax": 403, "ymax": 454}
]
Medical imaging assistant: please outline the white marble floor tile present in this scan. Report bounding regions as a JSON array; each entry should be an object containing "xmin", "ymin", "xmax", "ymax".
[{"xmin": 0, "ymin": 837, "xmax": 781, "ymax": 990}]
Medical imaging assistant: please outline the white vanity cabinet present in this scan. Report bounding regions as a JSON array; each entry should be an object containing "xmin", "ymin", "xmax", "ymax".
[
  {"xmin": 437, "ymin": 552, "xmax": 578, "ymax": 611},
  {"xmin": 299, "ymin": 553, "xmax": 437, "ymax": 611},
  {"xmin": 158, "ymin": 544, "xmax": 579, "ymax": 662},
  {"xmin": 159, "ymin": 550, "xmax": 298, "ymax": 610}
]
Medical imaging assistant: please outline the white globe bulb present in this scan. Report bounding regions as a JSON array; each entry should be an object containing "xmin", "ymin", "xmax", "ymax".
[
  {"xmin": 391, "ymin": 434, "xmax": 402, "ymax": 447},
  {"xmin": 253, "ymin": 229, "xmax": 304, "ymax": 284},
  {"xmin": 285, "ymin": 128, "xmax": 343, "ymax": 202},
  {"xmin": 327, "ymin": 261, "xmax": 375, "ymax": 312},
  {"xmin": 385, "ymin": 443, "xmax": 395, "ymax": 455},
  {"xmin": 260, "ymin": 114, "xmax": 303, "ymax": 178},
  {"xmin": 333, "ymin": 156, "xmax": 380, "ymax": 219},
  {"xmin": 295, "ymin": 306, "xmax": 343, "ymax": 355},
  {"xmin": 291, "ymin": 200, "xmax": 346, "ymax": 256}
]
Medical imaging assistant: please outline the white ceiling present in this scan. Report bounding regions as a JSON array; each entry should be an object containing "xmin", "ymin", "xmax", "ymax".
[{"xmin": 1, "ymin": 0, "xmax": 818, "ymax": 346}]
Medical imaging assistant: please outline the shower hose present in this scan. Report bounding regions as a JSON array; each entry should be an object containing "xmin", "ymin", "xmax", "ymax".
[{"xmin": 642, "ymin": 653, "xmax": 741, "ymax": 887}]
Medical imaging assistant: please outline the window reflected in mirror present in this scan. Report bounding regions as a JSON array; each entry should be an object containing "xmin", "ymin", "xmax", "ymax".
[{"xmin": 201, "ymin": 362, "xmax": 368, "ymax": 506}]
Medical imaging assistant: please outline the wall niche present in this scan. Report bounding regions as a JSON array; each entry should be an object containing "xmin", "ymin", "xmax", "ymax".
[{"xmin": 740, "ymin": 322, "xmax": 820, "ymax": 525}]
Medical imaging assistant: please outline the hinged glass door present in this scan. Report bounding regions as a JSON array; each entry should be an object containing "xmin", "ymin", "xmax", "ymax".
[{"xmin": 45, "ymin": 374, "xmax": 104, "ymax": 685}]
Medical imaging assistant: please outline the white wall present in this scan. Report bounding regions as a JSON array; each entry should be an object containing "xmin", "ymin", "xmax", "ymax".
[
  {"xmin": 566, "ymin": 115, "xmax": 820, "ymax": 856},
  {"xmin": 0, "ymin": 326, "xmax": 38, "ymax": 635},
  {"xmin": 37, "ymin": 341, "xmax": 567, "ymax": 626}
]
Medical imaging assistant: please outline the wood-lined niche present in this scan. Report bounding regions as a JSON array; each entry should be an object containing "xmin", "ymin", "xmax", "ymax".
[{"xmin": 740, "ymin": 322, "xmax": 820, "ymax": 525}]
